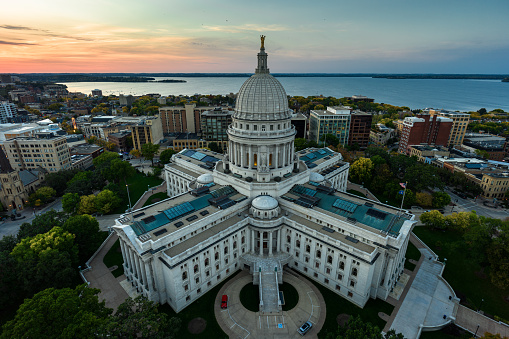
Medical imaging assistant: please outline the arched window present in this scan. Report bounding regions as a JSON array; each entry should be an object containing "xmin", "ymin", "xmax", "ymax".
[
  {"xmin": 296, "ymin": 240, "xmax": 301, "ymax": 247},
  {"xmin": 339, "ymin": 261, "xmax": 345, "ymax": 270},
  {"xmin": 182, "ymin": 271, "xmax": 187, "ymax": 280},
  {"xmin": 205, "ymin": 258, "xmax": 209, "ymax": 266},
  {"xmin": 352, "ymin": 268, "xmax": 358, "ymax": 277},
  {"xmin": 306, "ymin": 245, "xmax": 310, "ymax": 253},
  {"xmin": 215, "ymin": 252, "xmax": 219, "ymax": 260},
  {"xmin": 233, "ymin": 241, "xmax": 237, "ymax": 249},
  {"xmin": 287, "ymin": 236, "xmax": 291, "ymax": 243},
  {"xmin": 194, "ymin": 265, "xmax": 198, "ymax": 273},
  {"xmin": 327, "ymin": 255, "xmax": 333, "ymax": 264},
  {"xmin": 316, "ymin": 250, "xmax": 321, "ymax": 258},
  {"xmin": 241, "ymin": 236, "xmax": 245, "ymax": 244},
  {"xmin": 224, "ymin": 247, "xmax": 228, "ymax": 254}
]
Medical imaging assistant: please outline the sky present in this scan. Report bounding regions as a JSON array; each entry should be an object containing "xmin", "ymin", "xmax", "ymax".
[{"xmin": 1, "ymin": 0, "xmax": 508, "ymax": 73}]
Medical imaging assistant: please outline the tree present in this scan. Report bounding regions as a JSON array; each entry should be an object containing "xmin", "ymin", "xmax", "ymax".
[
  {"xmin": 444, "ymin": 212, "xmax": 472, "ymax": 232},
  {"xmin": 62, "ymin": 214, "xmax": 102, "ymax": 264},
  {"xmin": 294, "ymin": 138, "xmax": 309, "ymax": 151},
  {"xmin": 29, "ymin": 186, "xmax": 56, "ymax": 205},
  {"xmin": 432, "ymin": 191, "xmax": 451, "ymax": 209},
  {"xmin": 141, "ymin": 143, "xmax": 160, "ymax": 166},
  {"xmin": 11, "ymin": 227, "xmax": 78, "ymax": 295},
  {"xmin": 159, "ymin": 148, "xmax": 176, "ymax": 164},
  {"xmin": 475, "ymin": 149, "xmax": 490, "ymax": 159},
  {"xmin": 43, "ymin": 169, "xmax": 79, "ymax": 196},
  {"xmin": 320, "ymin": 133, "xmax": 340, "ymax": 147},
  {"xmin": 106, "ymin": 295, "xmax": 181, "ymax": 339},
  {"xmin": 416, "ymin": 192, "xmax": 433, "ymax": 207},
  {"xmin": 324, "ymin": 315, "xmax": 404, "ymax": 339},
  {"xmin": 95, "ymin": 189, "xmax": 121, "ymax": 214},
  {"xmin": 78, "ymin": 194, "xmax": 97, "ymax": 215},
  {"xmin": 420, "ymin": 210, "xmax": 446, "ymax": 230},
  {"xmin": 17, "ymin": 210, "xmax": 68, "ymax": 241},
  {"xmin": 208, "ymin": 142, "xmax": 222, "ymax": 153},
  {"xmin": 93, "ymin": 151, "xmax": 120, "ymax": 167},
  {"xmin": 130, "ymin": 148, "xmax": 142, "ymax": 161},
  {"xmin": 62, "ymin": 193, "xmax": 80, "ymax": 215},
  {"xmin": 48, "ymin": 103, "xmax": 63, "ymax": 111},
  {"xmin": 107, "ymin": 158, "xmax": 135, "ymax": 183},
  {"xmin": 1, "ymin": 285, "xmax": 112, "ymax": 339},
  {"xmin": 349, "ymin": 157, "xmax": 374, "ymax": 184}
]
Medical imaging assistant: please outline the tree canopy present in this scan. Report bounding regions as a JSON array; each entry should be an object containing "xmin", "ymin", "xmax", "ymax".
[
  {"xmin": 141, "ymin": 143, "xmax": 160, "ymax": 165},
  {"xmin": 159, "ymin": 148, "xmax": 176, "ymax": 164}
]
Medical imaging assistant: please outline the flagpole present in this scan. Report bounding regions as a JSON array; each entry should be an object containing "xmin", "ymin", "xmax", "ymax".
[{"xmin": 398, "ymin": 181, "xmax": 408, "ymax": 217}]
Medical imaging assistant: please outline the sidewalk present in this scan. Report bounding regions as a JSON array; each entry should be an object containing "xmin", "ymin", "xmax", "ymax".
[
  {"xmin": 133, "ymin": 181, "xmax": 167, "ymax": 210},
  {"xmin": 455, "ymin": 305, "xmax": 509, "ymax": 338},
  {"xmin": 346, "ymin": 182, "xmax": 380, "ymax": 202}
]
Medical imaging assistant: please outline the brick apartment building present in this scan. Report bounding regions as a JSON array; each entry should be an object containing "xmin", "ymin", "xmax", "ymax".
[{"xmin": 398, "ymin": 114, "xmax": 453, "ymax": 154}]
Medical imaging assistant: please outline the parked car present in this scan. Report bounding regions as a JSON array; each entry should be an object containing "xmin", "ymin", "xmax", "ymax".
[
  {"xmin": 297, "ymin": 321, "xmax": 312, "ymax": 335},
  {"xmin": 221, "ymin": 295, "xmax": 228, "ymax": 309}
]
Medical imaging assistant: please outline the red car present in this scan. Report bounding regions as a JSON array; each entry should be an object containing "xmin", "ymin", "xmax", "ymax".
[{"xmin": 221, "ymin": 295, "xmax": 228, "ymax": 309}]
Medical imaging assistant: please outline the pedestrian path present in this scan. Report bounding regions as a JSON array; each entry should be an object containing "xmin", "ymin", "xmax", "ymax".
[
  {"xmin": 455, "ymin": 305, "xmax": 509, "ymax": 338},
  {"xmin": 388, "ymin": 247, "xmax": 457, "ymax": 339}
]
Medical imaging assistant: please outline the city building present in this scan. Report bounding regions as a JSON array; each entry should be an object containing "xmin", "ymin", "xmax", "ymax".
[
  {"xmin": 478, "ymin": 172, "xmax": 509, "ymax": 199},
  {"xmin": 108, "ymin": 131, "xmax": 132, "ymax": 152},
  {"xmin": 129, "ymin": 116, "xmax": 164, "ymax": 150},
  {"xmin": 159, "ymin": 104, "xmax": 215, "ymax": 134},
  {"xmin": 91, "ymin": 89, "xmax": 103, "ymax": 97},
  {"xmin": 348, "ymin": 112, "xmax": 372, "ymax": 150},
  {"xmin": 200, "ymin": 108, "xmax": 232, "ymax": 151},
  {"xmin": 112, "ymin": 39, "xmax": 414, "ymax": 314},
  {"xmin": 119, "ymin": 94, "xmax": 135, "ymax": 106},
  {"xmin": 0, "ymin": 102, "xmax": 18, "ymax": 124},
  {"xmin": 398, "ymin": 114, "xmax": 453, "ymax": 155},
  {"xmin": 309, "ymin": 106, "xmax": 352, "ymax": 146},
  {"xmin": 0, "ymin": 74, "xmax": 13, "ymax": 84},
  {"xmin": 426, "ymin": 109, "xmax": 470, "ymax": 147},
  {"xmin": 408, "ymin": 145, "xmax": 450, "ymax": 163},
  {"xmin": 461, "ymin": 132, "xmax": 506, "ymax": 161},
  {"xmin": 1, "ymin": 135, "xmax": 72, "ymax": 172},
  {"xmin": 370, "ymin": 124, "xmax": 397, "ymax": 146},
  {"xmin": 291, "ymin": 113, "xmax": 308, "ymax": 139},
  {"xmin": 345, "ymin": 95, "xmax": 374, "ymax": 103},
  {"xmin": 70, "ymin": 144, "xmax": 105, "ymax": 159}
]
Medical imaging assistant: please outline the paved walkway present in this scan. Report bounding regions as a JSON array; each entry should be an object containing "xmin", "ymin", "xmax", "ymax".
[
  {"xmin": 133, "ymin": 181, "xmax": 167, "ymax": 210},
  {"xmin": 456, "ymin": 305, "xmax": 509, "ymax": 338},
  {"xmin": 215, "ymin": 269, "xmax": 326, "ymax": 339},
  {"xmin": 82, "ymin": 233, "xmax": 130, "ymax": 311},
  {"xmin": 384, "ymin": 234, "xmax": 457, "ymax": 339}
]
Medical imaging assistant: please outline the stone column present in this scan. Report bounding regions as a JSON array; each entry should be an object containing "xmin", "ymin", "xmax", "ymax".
[
  {"xmin": 140, "ymin": 258, "xmax": 148, "ymax": 289},
  {"xmin": 144, "ymin": 260, "xmax": 154, "ymax": 292},
  {"xmin": 119, "ymin": 240, "xmax": 128, "ymax": 270},
  {"xmin": 259, "ymin": 231, "xmax": 263, "ymax": 256},
  {"xmin": 276, "ymin": 229, "xmax": 281, "ymax": 252},
  {"xmin": 282, "ymin": 142, "xmax": 286, "ymax": 166},
  {"xmin": 135, "ymin": 255, "xmax": 143, "ymax": 284},
  {"xmin": 251, "ymin": 229, "xmax": 255, "ymax": 253},
  {"xmin": 241, "ymin": 144, "xmax": 245, "ymax": 168},
  {"xmin": 248, "ymin": 146, "xmax": 253, "ymax": 169},
  {"xmin": 275, "ymin": 144, "xmax": 279, "ymax": 169},
  {"xmin": 128, "ymin": 247, "xmax": 136, "ymax": 275},
  {"xmin": 269, "ymin": 231, "xmax": 273, "ymax": 256}
]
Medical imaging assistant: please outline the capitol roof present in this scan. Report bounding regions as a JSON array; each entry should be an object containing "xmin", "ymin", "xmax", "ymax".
[{"xmin": 252, "ymin": 195, "xmax": 279, "ymax": 210}]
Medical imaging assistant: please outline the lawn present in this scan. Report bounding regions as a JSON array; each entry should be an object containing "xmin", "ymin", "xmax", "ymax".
[
  {"xmin": 114, "ymin": 171, "xmax": 163, "ymax": 214},
  {"xmin": 142, "ymin": 192, "xmax": 169, "ymax": 207},
  {"xmin": 404, "ymin": 240, "xmax": 422, "ymax": 271},
  {"xmin": 281, "ymin": 282, "xmax": 299, "ymax": 311},
  {"xmin": 102, "ymin": 238, "xmax": 124, "ymax": 278},
  {"xmin": 346, "ymin": 189, "xmax": 366, "ymax": 198},
  {"xmin": 159, "ymin": 270, "xmax": 241, "ymax": 339},
  {"xmin": 301, "ymin": 273, "xmax": 394, "ymax": 337},
  {"xmin": 239, "ymin": 283, "xmax": 259, "ymax": 312},
  {"xmin": 413, "ymin": 227, "xmax": 509, "ymax": 320}
]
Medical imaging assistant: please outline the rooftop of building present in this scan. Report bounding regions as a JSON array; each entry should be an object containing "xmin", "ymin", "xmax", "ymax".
[
  {"xmin": 281, "ymin": 182, "xmax": 411, "ymax": 237},
  {"xmin": 174, "ymin": 133, "xmax": 201, "ymax": 140},
  {"xmin": 71, "ymin": 144, "xmax": 104, "ymax": 153},
  {"xmin": 409, "ymin": 145, "xmax": 450, "ymax": 152},
  {"xmin": 201, "ymin": 108, "xmax": 232, "ymax": 116},
  {"xmin": 108, "ymin": 131, "xmax": 131, "ymax": 138},
  {"xmin": 297, "ymin": 147, "xmax": 345, "ymax": 169},
  {"xmin": 311, "ymin": 106, "xmax": 352, "ymax": 117}
]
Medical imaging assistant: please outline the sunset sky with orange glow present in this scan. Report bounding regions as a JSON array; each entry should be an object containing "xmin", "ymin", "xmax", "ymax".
[{"xmin": 1, "ymin": 0, "xmax": 508, "ymax": 73}]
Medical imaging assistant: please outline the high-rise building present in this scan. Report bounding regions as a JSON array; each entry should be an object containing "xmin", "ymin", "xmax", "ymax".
[
  {"xmin": 91, "ymin": 89, "xmax": 103, "ymax": 97},
  {"xmin": 0, "ymin": 102, "xmax": 18, "ymax": 124},
  {"xmin": 291, "ymin": 113, "xmax": 308, "ymax": 139},
  {"xmin": 112, "ymin": 39, "xmax": 414, "ymax": 315},
  {"xmin": 200, "ymin": 108, "xmax": 232, "ymax": 151},
  {"xmin": 129, "ymin": 116, "xmax": 164, "ymax": 150},
  {"xmin": 159, "ymin": 103, "xmax": 215, "ymax": 134},
  {"xmin": 426, "ymin": 109, "xmax": 470, "ymax": 147},
  {"xmin": 119, "ymin": 94, "xmax": 135, "ymax": 106},
  {"xmin": 309, "ymin": 106, "xmax": 352, "ymax": 146},
  {"xmin": 348, "ymin": 112, "xmax": 372, "ymax": 150},
  {"xmin": 398, "ymin": 114, "xmax": 453, "ymax": 154},
  {"xmin": 1, "ymin": 136, "xmax": 72, "ymax": 172}
]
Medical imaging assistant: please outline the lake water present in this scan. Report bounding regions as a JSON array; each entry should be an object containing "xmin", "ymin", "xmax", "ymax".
[{"xmin": 60, "ymin": 76, "xmax": 509, "ymax": 112}]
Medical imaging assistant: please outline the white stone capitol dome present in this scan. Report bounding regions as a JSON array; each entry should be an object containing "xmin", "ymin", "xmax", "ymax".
[
  {"xmin": 197, "ymin": 173, "xmax": 213, "ymax": 184},
  {"xmin": 251, "ymin": 195, "xmax": 279, "ymax": 210}
]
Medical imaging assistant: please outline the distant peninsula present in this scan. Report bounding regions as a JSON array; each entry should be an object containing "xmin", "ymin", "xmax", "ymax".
[
  {"xmin": 16, "ymin": 74, "xmax": 186, "ymax": 83},
  {"xmin": 503, "ymin": 78, "xmax": 509, "ymax": 82}
]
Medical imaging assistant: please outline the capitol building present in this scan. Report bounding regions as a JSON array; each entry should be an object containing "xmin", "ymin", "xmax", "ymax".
[{"xmin": 113, "ymin": 38, "xmax": 416, "ymax": 313}]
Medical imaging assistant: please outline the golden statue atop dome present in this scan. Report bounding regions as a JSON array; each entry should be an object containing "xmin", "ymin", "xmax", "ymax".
[{"xmin": 260, "ymin": 35, "xmax": 265, "ymax": 49}]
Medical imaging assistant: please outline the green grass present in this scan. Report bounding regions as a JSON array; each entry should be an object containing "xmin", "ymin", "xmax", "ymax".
[
  {"xmin": 404, "ymin": 240, "xmax": 422, "ymax": 271},
  {"xmin": 346, "ymin": 189, "xmax": 366, "ymax": 197},
  {"xmin": 114, "ymin": 172, "xmax": 163, "ymax": 214},
  {"xmin": 281, "ymin": 282, "xmax": 299, "ymax": 311},
  {"xmin": 142, "ymin": 192, "xmax": 169, "ymax": 207},
  {"xmin": 239, "ymin": 283, "xmax": 259, "ymax": 312},
  {"xmin": 371, "ymin": 191, "xmax": 402, "ymax": 208},
  {"xmin": 159, "ymin": 270, "xmax": 241, "ymax": 339},
  {"xmin": 301, "ymin": 273, "xmax": 394, "ymax": 337},
  {"xmin": 413, "ymin": 227, "xmax": 509, "ymax": 319},
  {"xmin": 419, "ymin": 324, "xmax": 471, "ymax": 339},
  {"xmin": 102, "ymin": 239, "xmax": 124, "ymax": 278}
]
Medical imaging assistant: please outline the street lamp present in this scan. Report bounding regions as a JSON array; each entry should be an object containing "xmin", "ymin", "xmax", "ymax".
[
  {"xmin": 477, "ymin": 298, "xmax": 484, "ymax": 312},
  {"xmin": 474, "ymin": 324, "xmax": 480, "ymax": 338}
]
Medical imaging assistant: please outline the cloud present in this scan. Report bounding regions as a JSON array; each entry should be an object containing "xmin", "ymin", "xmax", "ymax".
[
  {"xmin": 0, "ymin": 24, "xmax": 92, "ymax": 41},
  {"xmin": 0, "ymin": 25, "xmax": 39, "ymax": 31},
  {"xmin": 202, "ymin": 24, "xmax": 287, "ymax": 33},
  {"xmin": 0, "ymin": 40, "xmax": 37, "ymax": 45}
]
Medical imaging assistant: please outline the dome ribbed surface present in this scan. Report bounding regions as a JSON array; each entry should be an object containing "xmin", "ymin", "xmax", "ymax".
[
  {"xmin": 234, "ymin": 73, "xmax": 291, "ymax": 121},
  {"xmin": 252, "ymin": 196, "xmax": 279, "ymax": 210}
]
